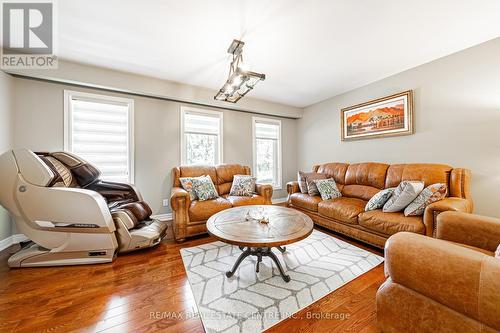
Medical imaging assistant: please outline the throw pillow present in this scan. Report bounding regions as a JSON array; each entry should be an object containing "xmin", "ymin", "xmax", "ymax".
[
  {"xmin": 404, "ymin": 183, "xmax": 447, "ymax": 216},
  {"xmin": 314, "ymin": 178, "xmax": 342, "ymax": 200},
  {"xmin": 192, "ymin": 175, "xmax": 219, "ymax": 201},
  {"xmin": 306, "ymin": 173, "xmax": 327, "ymax": 196},
  {"xmin": 495, "ymin": 244, "xmax": 500, "ymax": 259},
  {"xmin": 365, "ymin": 188, "xmax": 395, "ymax": 211},
  {"xmin": 383, "ymin": 181, "xmax": 425, "ymax": 213},
  {"xmin": 229, "ymin": 175, "xmax": 256, "ymax": 196},
  {"xmin": 179, "ymin": 176, "xmax": 200, "ymax": 201},
  {"xmin": 298, "ymin": 171, "xmax": 309, "ymax": 194}
]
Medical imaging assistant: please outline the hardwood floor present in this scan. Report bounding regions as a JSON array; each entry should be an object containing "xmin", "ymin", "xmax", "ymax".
[{"xmin": 0, "ymin": 226, "xmax": 385, "ymax": 333}]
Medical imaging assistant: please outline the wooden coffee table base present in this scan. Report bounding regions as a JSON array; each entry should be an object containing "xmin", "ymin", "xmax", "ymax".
[{"xmin": 226, "ymin": 246, "xmax": 290, "ymax": 282}]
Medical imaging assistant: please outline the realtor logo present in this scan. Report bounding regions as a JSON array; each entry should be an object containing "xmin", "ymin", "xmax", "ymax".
[{"xmin": 1, "ymin": 0, "xmax": 57, "ymax": 69}]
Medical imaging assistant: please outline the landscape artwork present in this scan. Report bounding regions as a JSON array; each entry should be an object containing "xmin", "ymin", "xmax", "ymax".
[{"xmin": 341, "ymin": 90, "xmax": 413, "ymax": 141}]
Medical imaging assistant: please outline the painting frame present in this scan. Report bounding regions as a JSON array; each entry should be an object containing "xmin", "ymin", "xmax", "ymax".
[{"xmin": 340, "ymin": 90, "xmax": 414, "ymax": 141}]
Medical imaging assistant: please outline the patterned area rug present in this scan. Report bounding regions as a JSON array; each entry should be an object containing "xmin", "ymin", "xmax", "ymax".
[{"xmin": 180, "ymin": 229, "xmax": 384, "ymax": 333}]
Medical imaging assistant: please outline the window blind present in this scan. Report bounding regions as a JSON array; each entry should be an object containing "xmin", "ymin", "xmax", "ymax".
[{"xmin": 68, "ymin": 98, "xmax": 132, "ymax": 183}]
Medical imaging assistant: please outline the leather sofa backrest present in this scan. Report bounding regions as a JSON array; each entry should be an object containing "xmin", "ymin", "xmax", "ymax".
[
  {"xmin": 385, "ymin": 164, "xmax": 452, "ymax": 189},
  {"xmin": 313, "ymin": 163, "xmax": 349, "ymax": 185},
  {"xmin": 172, "ymin": 165, "xmax": 218, "ymax": 188},
  {"xmin": 312, "ymin": 162, "xmax": 470, "ymax": 201},
  {"xmin": 172, "ymin": 164, "xmax": 251, "ymax": 195},
  {"xmin": 343, "ymin": 163, "xmax": 389, "ymax": 201},
  {"xmin": 216, "ymin": 164, "xmax": 251, "ymax": 195}
]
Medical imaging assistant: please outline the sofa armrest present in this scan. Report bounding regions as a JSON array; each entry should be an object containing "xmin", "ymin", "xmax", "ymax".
[
  {"xmin": 436, "ymin": 211, "xmax": 500, "ymax": 252},
  {"xmin": 385, "ymin": 232, "xmax": 500, "ymax": 327},
  {"xmin": 255, "ymin": 184, "xmax": 273, "ymax": 204},
  {"xmin": 286, "ymin": 181, "xmax": 300, "ymax": 195},
  {"xmin": 170, "ymin": 187, "xmax": 190, "ymax": 211},
  {"xmin": 423, "ymin": 197, "xmax": 472, "ymax": 237}
]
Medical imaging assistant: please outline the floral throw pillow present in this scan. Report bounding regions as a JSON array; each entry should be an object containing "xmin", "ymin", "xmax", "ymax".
[
  {"xmin": 179, "ymin": 177, "xmax": 199, "ymax": 201},
  {"xmin": 306, "ymin": 173, "xmax": 327, "ymax": 196},
  {"xmin": 404, "ymin": 183, "xmax": 447, "ymax": 216},
  {"xmin": 365, "ymin": 188, "xmax": 395, "ymax": 211},
  {"xmin": 229, "ymin": 175, "xmax": 256, "ymax": 196},
  {"xmin": 313, "ymin": 178, "xmax": 342, "ymax": 200},
  {"xmin": 383, "ymin": 181, "xmax": 424, "ymax": 213},
  {"xmin": 192, "ymin": 175, "xmax": 219, "ymax": 201}
]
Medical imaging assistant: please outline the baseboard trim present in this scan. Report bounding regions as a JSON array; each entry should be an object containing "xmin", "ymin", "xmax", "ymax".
[
  {"xmin": 272, "ymin": 197, "xmax": 287, "ymax": 204},
  {"xmin": 0, "ymin": 233, "xmax": 29, "ymax": 252},
  {"xmin": 151, "ymin": 213, "xmax": 173, "ymax": 221}
]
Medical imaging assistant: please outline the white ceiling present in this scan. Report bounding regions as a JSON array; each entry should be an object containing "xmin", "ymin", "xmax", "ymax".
[{"xmin": 58, "ymin": 0, "xmax": 500, "ymax": 108}]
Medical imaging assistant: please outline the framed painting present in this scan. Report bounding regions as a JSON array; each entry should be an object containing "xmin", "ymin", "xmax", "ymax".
[{"xmin": 341, "ymin": 90, "xmax": 413, "ymax": 141}]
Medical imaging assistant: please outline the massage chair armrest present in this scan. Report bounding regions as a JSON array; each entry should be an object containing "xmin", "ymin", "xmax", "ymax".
[
  {"xmin": 384, "ymin": 232, "xmax": 500, "ymax": 325},
  {"xmin": 423, "ymin": 197, "xmax": 472, "ymax": 237},
  {"xmin": 436, "ymin": 211, "xmax": 500, "ymax": 252},
  {"xmin": 18, "ymin": 184, "xmax": 115, "ymax": 232},
  {"xmin": 286, "ymin": 181, "xmax": 300, "ymax": 195},
  {"xmin": 255, "ymin": 184, "xmax": 273, "ymax": 204},
  {"xmin": 86, "ymin": 180, "xmax": 141, "ymax": 203},
  {"xmin": 170, "ymin": 187, "xmax": 191, "ymax": 211}
]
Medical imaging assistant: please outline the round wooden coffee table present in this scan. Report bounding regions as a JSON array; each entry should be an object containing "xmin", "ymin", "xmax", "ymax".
[{"xmin": 206, "ymin": 205, "xmax": 314, "ymax": 282}]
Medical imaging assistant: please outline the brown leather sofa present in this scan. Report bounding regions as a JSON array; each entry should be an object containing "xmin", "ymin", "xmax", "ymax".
[
  {"xmin": 287, "ymin": 162, "xmax": 472, "ymax": 248},
  {"xmin": 377, "ymin": 211, "xmax": 500, "ymax": 333},
  {"xmin": 170, "ymin": 164, "xmax": 273, "ymax": 241}
]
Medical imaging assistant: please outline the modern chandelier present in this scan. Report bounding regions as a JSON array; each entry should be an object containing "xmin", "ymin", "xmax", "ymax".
[{"xmin": 214, "ymin": 39, "xmax": 266, "ymax": 103}]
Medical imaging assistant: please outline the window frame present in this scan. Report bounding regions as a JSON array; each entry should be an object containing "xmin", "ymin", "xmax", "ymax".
[
  {"xmin": 252, "ymin": 116, "xmax": 282, "ymax": 190},
  {"xmin": 63, "ymin": 90, "xmax": 135, "ymax": 183},
  {"xmin": 180, "ymin": 106, "xmax": 224, "ymax": 166}
]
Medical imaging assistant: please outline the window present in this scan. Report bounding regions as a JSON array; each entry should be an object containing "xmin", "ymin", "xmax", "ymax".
[
  {"xmin": 64, "ymin": 90, "xmax": 134, "ymax": 183},
  {"xmin": 181, "ymin": 107, "xmax": 223, "ymax": 165},
  {"xmin": 253, "ymin": 117, "xmax": 282, "ymax": 189}
]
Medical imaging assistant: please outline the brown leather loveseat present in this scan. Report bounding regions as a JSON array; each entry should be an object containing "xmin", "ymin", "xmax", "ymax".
[
  {"xmin": 287, "ymin": 162, "xmax": 472, "ymax": 248},
  {"xmin": 170, "ymin": 164, "xmax": 273, "ymax": 241}
]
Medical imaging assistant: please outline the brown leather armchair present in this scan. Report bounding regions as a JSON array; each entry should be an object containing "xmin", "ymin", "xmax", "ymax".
[
  {"xmin": 170, "ymin": 164, "xmax": 273, "ymax": 242},
  {"xmin": 377, "ymin": 211, "xmax": 500, "ymax": 333}
]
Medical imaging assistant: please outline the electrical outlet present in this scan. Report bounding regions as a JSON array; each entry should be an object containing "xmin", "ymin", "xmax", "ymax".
[{"xmin": 162, "ymin": 199, "xmax": 169, "ymax": 207}]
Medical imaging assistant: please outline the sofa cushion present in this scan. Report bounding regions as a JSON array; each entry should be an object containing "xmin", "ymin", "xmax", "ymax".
[
  {"xmin": 314, "ymin": 178, "xmax": 342, "ymax": 200},
  {"xmin": 365, "ymin": 188, "xmax": 395, "ymax": 211},
  {"xmin": 193, "ymin": 175, "xmax": 219, "ymax": 201},
  {"xmin": 223, "ymin": 195, "xmax": 265, "ymax": 207},
  {"xmin": 229, "ymin": 175, "xmax": 256, "ymax": 196},
  {"xmin": 290, "ymin": 193, "xmax": 322, "ymax": 212},
  {"xmin": 383, "ymin": 181, "xmax": 424, "ymax": 213},
  {"xmin": 189, "ymin": 197, "xmax": 232, "ymax": 221},
  {"xmin": 298, "ymin": 171, "xmax": 309, "ymax": 193},
  {"xmin": 318, "ymin": 197, "xmax": 367, "ymax": 224},
  {"xmin": 358, "ymin": 210, "xmax": 425, "ymax": 235},
  {"xmin": 404, "ymin": 183, "xmax": 447, "ymax": 216}
]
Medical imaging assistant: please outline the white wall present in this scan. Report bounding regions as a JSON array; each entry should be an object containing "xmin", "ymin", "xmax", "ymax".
[
  {"xmin": 0, "ymin": 71, "xmax": 13, "ymax": 240},
  {"xmin": 298, "ymin": 37, "xmax": 500, "ymax": 217},
  {"xmin": 11, "ymin": 76, "xmax": 297, "ymax": 217}
]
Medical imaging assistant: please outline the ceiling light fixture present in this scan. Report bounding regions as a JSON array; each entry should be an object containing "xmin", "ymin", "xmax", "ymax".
[{"xmin": 214, "ymin": 39, "xmax": 266, "ymax": 103}]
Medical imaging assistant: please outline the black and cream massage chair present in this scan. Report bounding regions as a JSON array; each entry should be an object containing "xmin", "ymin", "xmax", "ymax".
[{"xmin": 0, "ymin": 149, "xmax": 167, "ymax": 267}]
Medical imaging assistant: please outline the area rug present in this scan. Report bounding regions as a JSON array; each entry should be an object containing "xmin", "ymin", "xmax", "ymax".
[{"xmin": 180, "ymin": 229, "xmax": 384, "ymax": 333}]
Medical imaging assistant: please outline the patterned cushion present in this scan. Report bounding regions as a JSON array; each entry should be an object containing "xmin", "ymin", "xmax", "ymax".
[
  {"xmin": 229, "ymin": 175, "xmax": 256, "ymax": 196},
  {"xmin": 298, "ymin": 171, "xmax": 308, "ymax": 194},
  {"xmin": 306, "ymin": 173, "xmax": 327, "ymax": 196},
  {"xmin": 313, "ymin": 178, "xmax": 342, "ymax": 200},
  {"xmin": 404, "ymin": 183, "xmax": 447, "ymax": 216},
  {"xmin": 365, "ymin": 188, "xmax": 395, "ymax": 211},
  {"xmin": 383, "ymin": 181, "xmax": 424, "ymax": 213},
  {"xmin": 179, "ymin": 176, "xmax": 200, "ymax": 201},
  {"xmin": 495, "ymin": 244, "xmax": 500, "ymax": 258},
  {"xmin": 192, "ymin": 175, "xmax": 219, "ymax": 201}
]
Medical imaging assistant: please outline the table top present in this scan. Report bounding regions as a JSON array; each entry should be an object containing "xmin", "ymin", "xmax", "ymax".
[{"xmin": 206, "ymin": 205, "xmax": 314, "ymax": 248}]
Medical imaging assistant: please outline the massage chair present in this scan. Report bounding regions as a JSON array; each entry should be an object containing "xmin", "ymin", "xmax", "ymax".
[{"xmin": 0, "ymin": 149, "xmax": 167, "ymax": 267}]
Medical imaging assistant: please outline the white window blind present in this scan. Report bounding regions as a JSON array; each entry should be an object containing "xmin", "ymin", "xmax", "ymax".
[
  {"xmin": 181, "ymin": 108, "xmax": 223, "ymax": 165},
  {"xmin": 253, "ymin": 117, "xmax": 282, "ymax": 188},
  {"xmin": 64, "ymin": 91, "xmax": 134, "ymax": 183}
]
